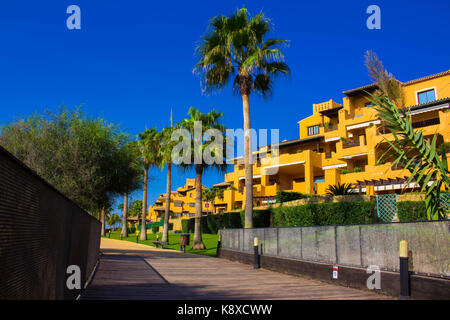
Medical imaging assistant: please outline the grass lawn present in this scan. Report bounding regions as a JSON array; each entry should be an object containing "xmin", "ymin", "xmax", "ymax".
[{"xmin": 103, "ymin": 230, "xmax": 219, "ymax": 257}]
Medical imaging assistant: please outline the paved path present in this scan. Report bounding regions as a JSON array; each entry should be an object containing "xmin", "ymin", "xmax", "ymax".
[{"xmin": 81, "ymin": 238, "xmax": 391, "ymax": 300}]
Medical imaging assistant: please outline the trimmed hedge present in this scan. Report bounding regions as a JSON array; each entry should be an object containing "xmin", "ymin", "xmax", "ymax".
[
  {"xmin": 272, "ymin": 201, "xmax": 377, "ymax": 227},
  {"xmin": 240, "ymin": 209, "xmax": 271, "ymax": 228},
  {"xmin": 275, "ymin": 190, "xmax": 309, "ymax": 203},
  {"xmin": 151, "ymin": 224, "xmax": 159, "ymax": 234},
  {"xmin": 180, "ymin": 210, "xmax": 270, "ymax": 234},
  {"xmin": 398, "ymin": 201, "xmax": 427, "ymax": 221},
  {"xmin": 180, "ymin": 201, "xmax": 430, "ymax": 231}
]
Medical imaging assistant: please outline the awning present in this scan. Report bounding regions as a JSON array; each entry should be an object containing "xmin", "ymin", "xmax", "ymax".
[
  {"xmin": 346, "ymin": 120, "xmax": 380, "ymax": 131},
  {"xmin": 322, "ymin": 163, "xmax": 347, "ymax": 170},
  {"xmin": 407, "ymin": 102, "xmax": 449, "ymax": 116},
  {"xmin": 342, "ymin": 153, "xmax": 368, "ymax": 159},
  {"xmin": 263, "ymin": 161, "xmax": 305, "ymax": 171},
  {"xmin": 239, "ymin": 175, "xmax": 262, "ymax": 180},
  {"xmin": 324, "ymin": 136, "xmax": 340, "ymax": 142}
]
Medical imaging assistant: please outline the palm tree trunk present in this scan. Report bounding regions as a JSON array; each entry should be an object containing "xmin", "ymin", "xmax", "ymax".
[
  {"xmin": 242, "ymin": 93, "xmax": 253, "ymax": 228},
  {"xmin": 140, "ymin": 165, "xmax": 149, "ymax": 240},
  {"xmin": 193, "ymin": 164, "xmax": 206, "ymax": 249},
  {"xmin": 121, "ymin": 192, "xmax": 128, "ymax": 237},
  {"xmin": 162, "ymin": 161, "xmax": 172, "ymax": 243},
  {"xmin": 100, "ymin": 207, "xmax": 106, "ymax": 236}
]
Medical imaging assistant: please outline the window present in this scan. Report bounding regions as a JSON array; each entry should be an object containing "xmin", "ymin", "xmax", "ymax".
[
  {"xmin": 307, "ymin": 125, "xmax": 319, "ymax": 136},
  {"xmin": 365, "ymin": 102, "xmax": 372, "ymax": 108},
  {"xmin": 417, "ymin": 89, "xmax": 436, "ymax": 104},
  {"xmin": 314, "ymin": 176, "xmax": 325, "ymax": 183},
  {"xmin": 189, "ymin": 203, "xmax": 195, "ymax": 207}
]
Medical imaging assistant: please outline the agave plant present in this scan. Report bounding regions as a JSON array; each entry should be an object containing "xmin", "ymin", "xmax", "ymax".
[
  {"xmin": 364, "ymin": 51, "xmax": 449, "ymax": 220},
  {"xmin": 326, "ymin": 183, "xmax": 355, "ymax": 196},
  {"xmin": 370, "ymin": 93, "xmax": 449, "ymax": 220}
]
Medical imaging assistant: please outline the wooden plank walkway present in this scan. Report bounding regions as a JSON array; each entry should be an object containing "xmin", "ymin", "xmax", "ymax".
[{"xmin": 81, "ymin": 238, "xmax": 391, "ymax": 300}]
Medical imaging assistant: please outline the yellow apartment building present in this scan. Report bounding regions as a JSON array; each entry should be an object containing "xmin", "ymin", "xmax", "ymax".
[
  {"xmin": 147, "ymin": 179, "xmax": 212, "ymax": 228},
  {"xmin": 216, "ymin": 70, "xmax": 450, "ymax": 211},
  {"xmin": 146, "ymin": 70, "xmax": 449, "ymax": 219}
]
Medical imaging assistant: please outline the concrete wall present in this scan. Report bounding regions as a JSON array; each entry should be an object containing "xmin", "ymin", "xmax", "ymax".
[
  {"xmin": 0, "ymin": 146, "xmax": 101, "ymax": 299},
  {"xmin": 221, "ymin": 220, "xmax": 450, "ymax": 278}
]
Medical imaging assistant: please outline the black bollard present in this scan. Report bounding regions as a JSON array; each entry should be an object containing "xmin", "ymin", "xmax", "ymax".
[
  {"xmin": 120, "ymin": 234, "xmax": 123, "ymax": 240},
  {"xmin": 399, "ymin": 240, "xmax": 410, "ymax": 300},
  {"xmin": 253, "ymin": 237, "xmax": 260, "ymax": 269}
]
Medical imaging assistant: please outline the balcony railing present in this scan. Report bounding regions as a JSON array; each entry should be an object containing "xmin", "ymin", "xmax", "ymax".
[
  {"xmin": 342, "ymin": 139, "xmax": 360, "ymax": 148},
  {"xmin": 325, "ymin": 152, "xmax": 332, "ymax": 159},
  {"xmin": 412, "ymin": 118, "xmax": 440, "ymax": 129},
  {"xmin": 324, "ymin": 124, "xmax": 338, "ymax": 132}
]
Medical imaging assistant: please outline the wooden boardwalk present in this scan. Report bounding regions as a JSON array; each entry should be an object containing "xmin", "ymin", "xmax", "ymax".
[{"xmin": 81, "ymin": 238, "xmax": 391, "ymax": 300}]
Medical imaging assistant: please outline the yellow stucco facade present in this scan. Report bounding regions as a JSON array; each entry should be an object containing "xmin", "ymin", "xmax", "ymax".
[
  {"xmin": 147, "ymin": 70, "xmax": 450, "ymax": 223},
  {"xmin": 219, "ymin": 70, "xmax": 450, "ymax": 210}
]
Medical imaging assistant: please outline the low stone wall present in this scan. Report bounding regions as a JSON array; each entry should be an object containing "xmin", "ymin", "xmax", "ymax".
[{"xmin": 220, "ymin": 220, "xmax": 449, "ymax": 278}]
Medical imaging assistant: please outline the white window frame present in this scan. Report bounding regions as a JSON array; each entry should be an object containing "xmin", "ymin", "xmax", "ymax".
[{"xmin": 415, "ymin": 87, "xmax": 437, "ymax": 105}]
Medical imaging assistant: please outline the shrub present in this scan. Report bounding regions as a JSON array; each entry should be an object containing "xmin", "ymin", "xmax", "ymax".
[
  {"xmin": 398, "ymin": 201, "xmax": 427, "ymax": 221},
  {"xmin": 341, "ymin": 169, "xmax": 348, "ymax": 174},
  {"xmin": 181, "ymin": 218, "xmax": 195, "ymax": 233},
  {"xmin": 272, "ymin": 201, "xmax": 377, "ymax": 227},
  {"xmin": 151, "ymin": 224, "xmax": 159, "ymax": 234},
  {"xmin": 354, "ymin": 167, "xmax": 362, "ymax": 172},
  {"xmin": 240, "ymin": 209, "xmax": 271, "ymax": 228},
  {"xmin": 275, "ymin": 190, "xmax": 309, "ymax": 203}
]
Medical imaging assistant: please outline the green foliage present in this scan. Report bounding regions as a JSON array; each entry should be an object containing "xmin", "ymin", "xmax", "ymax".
[
  {"xmin": 366, "ymin": 52, "xmax": 449, "ymax": 220},
  {"xmin": 193, "ymin": 7, "xmax": 290, "ymax": 98},
  {"xmin": 341, "ymin": 169, "xmax": 349, "ymax": 174},
  {"xmin": 272, "ymin": 201, "xmax": 377, "ymax": 227},
  {"xmin": 240, "ymin": 209, "xmax": 271, "ymax": 228},
  {"xmin": 353, "ymin": 167, "xmax": 362, "ymax": 172},
  {"xmin": 397, "ymin": 201, "xmax": 428, "ymax": 221},
  {"xmin": 0, "ymin": 107, "xmax": 139, "ymax": 212},
  {"xmin": 275, "ymin": 191, "xmax": 309, "ymax": 203},
  {"xmin": 151, "ymin": 224, "xmax": 160, "ymax": 234},
  {"xmin": 326, "ymin": 183, "xmax": 355, "ymax": 195}
]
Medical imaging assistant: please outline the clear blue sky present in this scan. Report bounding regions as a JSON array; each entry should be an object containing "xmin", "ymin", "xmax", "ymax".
[{"xmin": 1, "ymin": 0, "xmax": 449, "ymax": 211}]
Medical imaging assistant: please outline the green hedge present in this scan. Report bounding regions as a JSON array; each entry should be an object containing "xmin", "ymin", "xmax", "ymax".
[
  {"xmin": 272, "ymin": 201, "xmax": 377, "ymax": 227},
  {"xmin": 275, "ymin": 191, "xmax": 309, "ymax": 203},
  {"xmin": 180, "ymin": 210, "xmax": 270, "ymax": 234},
  {"xmin": 151, "ymin": 224, "xmax": 159, "ymax": 234},
  {"xmin": 240, "ymin": 209, "xmax": 271, "ymax": 228},
  {"xmin": 398, "ymin": 201, "xmax": 427, "ymax": 221}
]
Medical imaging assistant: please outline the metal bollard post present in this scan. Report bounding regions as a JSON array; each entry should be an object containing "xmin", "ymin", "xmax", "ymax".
[
  {"xmin": 253, "ymin": 237, "xmax": 260, "ymax": 269},
  {"xmin": 399, "ymin": 240, "xmax": 410, "ymax": 300}
]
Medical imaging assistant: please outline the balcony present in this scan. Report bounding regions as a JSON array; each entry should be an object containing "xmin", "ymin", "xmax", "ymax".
[
  {"xmin": 324, "ymin": 123, "xmax": 338, "ymax": 132},
  {"xmin": 342, "ymin": 139, "xmax": 360, "ymax": 149}
]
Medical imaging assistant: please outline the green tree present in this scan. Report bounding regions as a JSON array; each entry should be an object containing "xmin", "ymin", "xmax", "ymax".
[
  {"xmin": 194, "ymin": 7, "xmax": 290, "ymax": 228},
  {"xmin": 160, "ymin": 112, "xmax": 178, "ymax": 243},
  {"xmin": 176, "ymin": 107, "xmax": 229, "ymax": 249},
  {"xmin": 117, "ymin": 141, "xmax": 143, "ymax": 237},
  {"xmin": 365, "ymin": 52, "xmax": 450, "ymax": 219},
  {"xmin": 0, "ymin": 107, "xmax": 135, "ymax": 228},
  {"xmin": 138, "ymin": 128, "xmax": 162, "ymax": 240},
  {"xmin": 107, "ymin": 213, "xmax": 121, "ymax": 231}
]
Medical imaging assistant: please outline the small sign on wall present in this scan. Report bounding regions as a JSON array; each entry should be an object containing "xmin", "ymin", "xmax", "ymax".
[{"xmin": 332, "ymin": 266, "xmax": 338, "ymax": 279}]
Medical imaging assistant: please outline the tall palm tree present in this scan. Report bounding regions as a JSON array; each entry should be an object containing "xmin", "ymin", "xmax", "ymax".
[
  {"xmin": 194, "ymin": 8, "xmax": 290, "ymax": 228},
  {"xmin": 161, "ymin": 111, "xmax": 177, "ymax": 243},
  {"xmin": 117, "ymin": 141, "xmax": 142, "ymax": 238},
  {"xmin": 138, "ymin": 128, "xmax": 162, "ymax": 240},
  {"xmin": 177, "ymin": 107, "xmax": 228, "ymax": 249}
]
